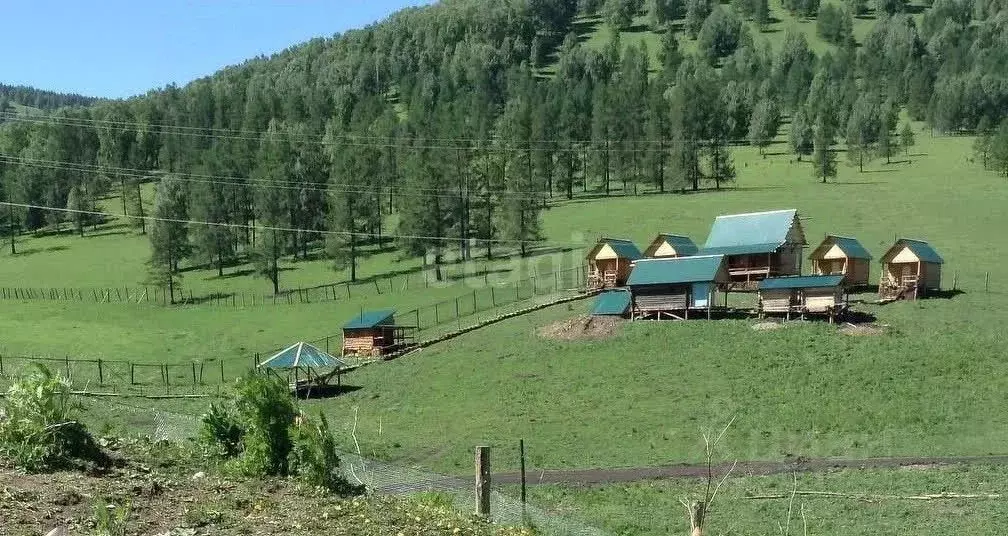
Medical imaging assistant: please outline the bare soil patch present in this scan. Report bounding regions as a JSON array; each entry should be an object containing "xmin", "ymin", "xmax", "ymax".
[
  {"xmin": 752, "ymin": 320, "xmax": 785, "ymax": 331},
  {"xmin": 537, "ymin": 315, "xmax": 623, "ymax": 341},
  {"xmin": 839, "ymin": 322, "xmax": 889, "ymax": 336}
]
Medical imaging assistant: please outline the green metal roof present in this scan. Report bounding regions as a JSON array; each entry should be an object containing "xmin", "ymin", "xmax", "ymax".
[
  {"xmin": 703, "ymin": 209, "xmax": 799, "ymax": 251},
  {"xmin": 627, "ymin": 255, "xmax": 725, "ymax": 286},
  {"xmin": 824, "ymin": 235, "xmax": 873, "ymax": 260},
  {"xmin": 591, "ymin": 290, "xmax": 631, "ymax": 316},
  {"xmin": 343, "ymin": 309, "xmax": 396, "ymax": 329},
  {"xmin": 657, "ymin": 234, "xmax": 699, "ymax": 256},
  {"xmin": 259, "ymin": 342, "xmax": 348, "ymax": 370},
  {"xmin": 603, "ymin": 238, "xmax": 643, "ymax": 260},
  {"xmin": 759, "ymin": 275, "xmax": 845, "ymax": 290},
  {"xmin": 898, "ymin": 238, "xmax": 944, "ymax": 264},
  {"xmin": 701, "ymin": 242, "xmax": 782, "ymax": 256}
]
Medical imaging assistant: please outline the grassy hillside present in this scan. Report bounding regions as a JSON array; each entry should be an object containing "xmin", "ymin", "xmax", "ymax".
[{"xmin": 551, "ymin": 0, "xmax": 893, "ymax": 75}]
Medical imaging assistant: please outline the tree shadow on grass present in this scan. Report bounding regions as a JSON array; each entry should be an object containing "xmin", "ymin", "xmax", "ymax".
[
  {"xmin": 11, "ymin": 245, "xmax": 69, "ymax": 257},
  {"xmin": 929, "ymin": 289, "xmax": 965, "ymax": 300},
  {"xmin": 297, "ymin": 384, "xmax": 363, "ymax": 399}
]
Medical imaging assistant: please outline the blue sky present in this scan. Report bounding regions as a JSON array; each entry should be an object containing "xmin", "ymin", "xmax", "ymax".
[{"xmin": 1, "ymin": 1, "xmax": 435, "ymax": 99}]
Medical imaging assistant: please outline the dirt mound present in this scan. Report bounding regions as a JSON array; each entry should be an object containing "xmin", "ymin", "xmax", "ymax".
[
  {"xmin": 538, "ymin": 315, "xmax": 623, "ymax": 341},
  {"xmin": 752, "ymin": 320, "xmax": 785, "ymax": 331},
  {"xmin": 839, "ymin": 322, "xmax": 889, "ymax": 336}
]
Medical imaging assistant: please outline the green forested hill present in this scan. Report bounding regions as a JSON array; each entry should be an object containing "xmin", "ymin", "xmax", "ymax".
[{"xmin": 0, "ymin": 0, "xmax": 1006, "ymax": 294}]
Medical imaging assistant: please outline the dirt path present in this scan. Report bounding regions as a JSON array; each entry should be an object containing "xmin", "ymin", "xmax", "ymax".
[{"xmin": 490, "ymin": 455, "xmax": 1008, "ymax": 486}]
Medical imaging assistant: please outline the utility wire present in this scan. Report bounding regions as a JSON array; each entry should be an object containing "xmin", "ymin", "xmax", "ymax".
[
  {"xmin": 0, "ymin": 201, "xmax": 586, "ymax": 247},
  {"xmin": 0, "ymin": 153, "xmax": 556, "ymax": 199},
  {"xmin": 0, "ymin": 110, "xmax": 716, "ymax": 152}
]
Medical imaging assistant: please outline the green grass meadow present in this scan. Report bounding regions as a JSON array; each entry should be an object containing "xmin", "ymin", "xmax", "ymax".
[
  {"xmin": 3, "ymin": 126, "xmax": 1007, "ymax": 483},
  {"xmin": 525, "ymin": 465, "xmax": 1008, "ymax": 535}
]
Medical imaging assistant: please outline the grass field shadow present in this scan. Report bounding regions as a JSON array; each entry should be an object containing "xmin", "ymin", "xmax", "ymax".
[
  {"xmin": 12, "ymin": 245, "xmax": 69, "ymax": 257},
  {"xmin": 930, "ymin": 289, "xmax": 965, "ymax": 300},
  {"xmin": 298, "ymin": 384, "xmax": 362, "ymax": 399}
]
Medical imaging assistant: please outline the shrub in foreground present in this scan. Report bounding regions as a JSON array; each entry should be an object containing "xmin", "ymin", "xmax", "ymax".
[
  {"xmin": 0, "ymin": 365, "xmax": 109, "ymax": 472},
  {"xmin": 200, "ymin": 373, "xmax": 362, "ymax": 494}
]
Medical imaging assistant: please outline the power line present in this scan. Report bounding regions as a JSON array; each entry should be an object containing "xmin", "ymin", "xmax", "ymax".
[
  {"xmin": 0, "ymin": 109, "xmax": 713, "ymax": 152},
  {"xmin": 0, "ymin": 153, "xmax": 556, "ymax": 200},
  {"xmin": 0, "ymin": 201, "xmax": 585, "ymax": 247}
]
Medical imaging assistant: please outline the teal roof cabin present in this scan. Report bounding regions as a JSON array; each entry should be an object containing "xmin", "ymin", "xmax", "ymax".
[
  {"xmin": 758, "ymin": 275, "xmax": 848, "ymax": 318},
  {"xmin": 586, "ymin": 237, "xmax": 643, "ymax": 289},
  {"xmin": 626, "ymin": 255, "xmax": 729, "ymax": 319},
  {"xmin": 701, "ymin": 209, "xmax": 807, "ymax": 288},
  {"xmin": 879, "ymin": 238, "xmax": 944, "ymax": 299},
  {"xmin": 643, "ymin": 234, "xmax": 699, "ymax": 259},
  {"xmin": 809, "ymin": 235, "xmax": 873, "ymax": 287},
  {"xmin": 591, "ymin": 289, "xmax": 632, "ymax": 317},
  {"xmin": 342, "ymin": 309, "xmax": 416, "ymax": 358}
]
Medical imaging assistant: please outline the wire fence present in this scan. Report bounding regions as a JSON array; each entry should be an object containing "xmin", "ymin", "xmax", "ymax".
[
  {"xmin": 0, "ymin": 256, "xmax": 583, "ymax": 309},
  {"xmin": 81, "ymin": 398, "xmax": 608, "ymax": 536}
]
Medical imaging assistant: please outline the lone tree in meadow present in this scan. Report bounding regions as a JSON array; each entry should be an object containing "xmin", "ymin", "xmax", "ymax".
[
  {"xmin": 790, "ymin": 108, "xmax": 814, "ymax": 161},
  {"xmin": 900, "ymin": 122, "xmax": 915, "ymax": 156},
  {"xmin": 812, "ymin": 113, "xmax": 838, "ymax": 183},
  {"xmin": 146, "ymin": 175, "xmax": 190, "ymax": 304},
  {"xmin": 64, "ymin": 184, "xmax": 91, "ymax": 237}
]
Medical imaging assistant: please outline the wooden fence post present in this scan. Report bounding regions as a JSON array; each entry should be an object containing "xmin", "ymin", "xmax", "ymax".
[
  {"xmin": 164, "ymin": 364, "xmax": 170, "ymax": 395},
  {"xmin": 97, "ymin": 359, "xmax": 103, "ymax": 385},
  {"xmin": 220, "ymin": 360, "xmax": 225, "ymax": 383},
  {"xmin": 456, "ymin": 298, "xmax": 461, "ymax": 330},
  {"xmin": 985, "ymin": 271, "xmax": 990, "ymax": 293},
  {"xmin": 192, "ymin": 362, "xmax": 198, "ymax": 385},
  {"xmin": 953, "ymin": 271, "xmax": 958, "ymax": 291},
  {"xmin": 65, "ymin": 355, "xmax": 70, "ymax": 379},
  {"xmin": 520, "ymin": 439, "xmax": 527, "ymax": 510},
  {"xmin": 0, "ymin": 354, "xmax": 4, "ymax": 375},
  {"xmin": 491, "ymin": 287, "xmax": 496, "ymax": 307},
  {"xmin": 475, "ymin": 446, "xmax": 491, "ymax": 517},
  {"xmin": 130, "ymin": 363, "xmax": 135, "ymax": 385}
]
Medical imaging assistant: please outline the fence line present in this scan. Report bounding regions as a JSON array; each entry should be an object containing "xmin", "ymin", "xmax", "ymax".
[
  {"xmin": 0, "ymin": 262, "xmax": 589, "ymax": 309},
  {"xmin": 0, "ymin": 265, "xmax": 588, "ymax": 393}
]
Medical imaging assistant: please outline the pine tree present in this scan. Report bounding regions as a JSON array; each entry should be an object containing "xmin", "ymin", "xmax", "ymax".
[
  {"xmin": 748, "ymin": 98, "xmax": 779, "ymax": 156},
  {"xmin": 812, "ymin": 113, "xmax": 838, "ymax": 183},
  {"xmin": 790, "ymin": 107, "xmax": 815, "ymax": 161},
  {"xmin": 146, "ymin": 175, "xmax": 190, "ymax": 304},
  {"xmin": 250, "ymin": 120, "xmax": 294, "ymax": 294},
  {"xmin": 189, "ymin": 155, "xmax": 234, "ymax": 277},
  {"xmin": 900, "ymin": 122, "xmax": 915, "ymax": 156},
  {"xmin": 64, "ymin": 184, "xmax": 93, "ymax": 237}
]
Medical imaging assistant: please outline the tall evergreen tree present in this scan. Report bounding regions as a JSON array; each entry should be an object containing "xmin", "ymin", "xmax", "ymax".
[
  {"xmin": 812, "ymin": 113, "xmax": 838, "ymax": 183},
  {"xmin": 146, "ymin": 175, "xmax": 190, "ymax": 303}
]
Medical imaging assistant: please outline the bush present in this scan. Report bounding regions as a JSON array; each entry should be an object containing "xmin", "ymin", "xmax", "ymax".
[
  {"xmin": 0, "ymin": 365, "xmax": 108, "ymax": 472},
  {"xmin": 289, "ymin": 412, "xmax": 363, "ymax": 495},
  {"xmin": 200, "ymin": 373, "xmax": 360, "ymax": 494}
]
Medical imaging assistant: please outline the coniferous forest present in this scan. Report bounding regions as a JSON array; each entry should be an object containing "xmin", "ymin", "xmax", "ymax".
[{"xmin": 1, "ymin": 0, "xmax": 1008, "ymax": 292}]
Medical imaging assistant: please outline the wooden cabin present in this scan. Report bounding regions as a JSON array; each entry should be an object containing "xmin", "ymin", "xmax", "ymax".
[
  {"xmin": 700, "ymin": 209, "xmax": 807, "ymax": 290},
  {"xmin": 342, "ymin": 309, "xmax": 417, "ymax": 358},
  {"xmin": 758, "ymin": 275, "xmax": 847, "ymax": 321},
  {"xmin": 585, "ymin": 238, "xmax": 643, "ymax": 290},
  {"xmin": 626, "ymin": 255, "xmax": 730, "ymax": 320},
  {"xmin": 879, "ymin": 238, "xmax": 944, "ymax": 300},
  {"xmin": 643, "ymin": 234, "xmax": 699, "ymax": 259},
  {"xmin": 809, "ymin": 235, "xmax": 872, "ymax": 287}
]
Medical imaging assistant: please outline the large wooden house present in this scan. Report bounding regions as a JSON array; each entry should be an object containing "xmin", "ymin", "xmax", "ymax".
[
  {"xmin": 585, "ymin": 238, "xmax": 643, "ymax": 290},
  {"xmin": 700, "ymin": 209, "xmax": 807, "ymax": 290},
  {"xmin": 342, "ymin": 310, "xmax": 417, "ymax": 358},
  {"xmin": 879, "ymin": 238, "xmax": 944, "ymax": 300},
  {"xmin": 758, "ymin": 275, "xmax": 847, "ymax": 321},
  {"xmin": 626, "ymin": 255, "xmax": 730, "ymax": 320},
  {"xmin": 643, "ymin": 234, "xmax": 699, "ymax": 259},
  {"xmin": 809, "ymin": 235, "xmax": 872, "ymax": 287}
]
